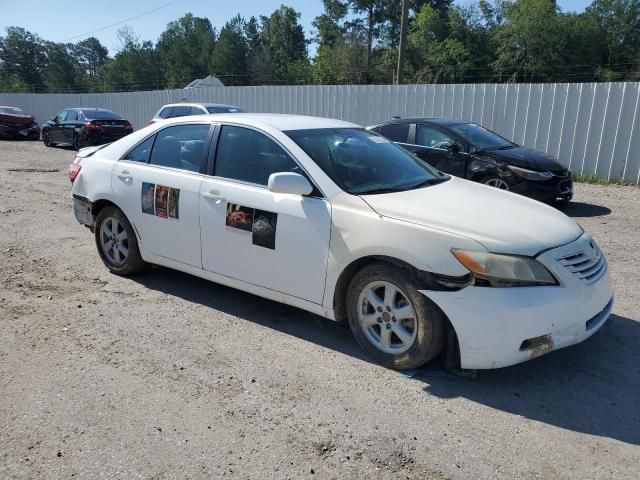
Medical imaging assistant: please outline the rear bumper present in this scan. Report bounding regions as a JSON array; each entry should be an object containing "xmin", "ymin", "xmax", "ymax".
[
  {"xmin": 79, "ymin": 131, "xmax": 130, "ymax": 145},
  {"xmin": 421, "ymin": 233, "xmax": 613, "ymax": 369},
  {"xmin": 73, "ymin": 195, "xmax": 95, "ymax": 227}
]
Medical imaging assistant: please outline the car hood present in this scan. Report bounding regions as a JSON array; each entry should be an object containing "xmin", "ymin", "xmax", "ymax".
[
  {"xmin": 361, "ymin": 177, "xmax": 581, "ymax": 256},
  {"xmin": 481, "ymin": 146, "xmax": 566, "ymax": 173},
  {"xmin": 0, "ymin": 113, "xmax": 35, "ymax": 125}
]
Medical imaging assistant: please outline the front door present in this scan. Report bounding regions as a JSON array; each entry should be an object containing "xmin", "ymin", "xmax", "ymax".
[
  {"xmin": 62, "ymin": 110, "xmax": 79, "ymax": 143},
  {"xmin": 410, "ymin": 124, "xmax": 466, "ymax": 177},
  {"xmin": 111, "ymin": 123, "xmax": 212, "ymax": 268},
  {"xmin": 50, "ymin": 110, "xmax": 67, "ymax": 143},
  {"xmin": 200, "ymin": 124, "xmax": 331, "ymax": 305}
]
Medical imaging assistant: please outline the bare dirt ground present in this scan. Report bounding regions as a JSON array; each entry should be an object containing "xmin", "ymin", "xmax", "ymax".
[{"xmin": 0, "ymin": 139, "xmax": 639, "ymax": 480}]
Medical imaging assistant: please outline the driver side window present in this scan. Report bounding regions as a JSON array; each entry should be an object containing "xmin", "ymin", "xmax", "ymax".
[
  {"xmin": 415, "ymin": 125, "xmax": 458, "ymax": 150},
  {"xmin": 55, "ymin": 110, "xmax": 67, "ymax": 123},
  {"xmin": 214, "ymin": 125, "xmax": 301, "ymax": 186}
]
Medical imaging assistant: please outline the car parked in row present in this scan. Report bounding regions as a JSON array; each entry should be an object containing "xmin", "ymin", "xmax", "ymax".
[
  {"xmin": 149, "ymin": 102, "xmax": 246, "ymax": 124},
  {"xmin": 0, "ymin": 106, "xmax": 40, "ymax": 140},
  {"xmin": 70, "ymin": 114, "xmax": 612, "ymax": 371},
  {"xmin": 42, "ymin": 108, "xmax": 133, "ymax": 151},
  {"xmin": 368, "ymin": 118, "xmax": 573, "ymax": 206}
]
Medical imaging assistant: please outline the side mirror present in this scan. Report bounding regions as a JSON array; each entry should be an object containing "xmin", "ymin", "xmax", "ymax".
[
  {"xmin": 446, "ymin": 143, "xmax": 460, "ymax": 154},
  {"xmin": 268, "ymin": 172, "xmax": 313, "ymax": 196}
]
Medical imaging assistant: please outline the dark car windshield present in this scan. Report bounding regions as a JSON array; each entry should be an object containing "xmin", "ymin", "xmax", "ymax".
[
  {"xmin": 0, "ymin": 107, "xmax": 24, "ymax": 114},
  {"xmin": 80, "ymin": 109, "xmax": 122, "ymax": 120},
  {"xmin": 286, "ymin": 128, "xmax": 447, "ymax": 195},
  {"xmin": 450, "ymin": 123, "xmax": 513, "ymax": 151},
  {"xmin": 206, "ymin": 106, "xmax": 246, "ymax": 114}
]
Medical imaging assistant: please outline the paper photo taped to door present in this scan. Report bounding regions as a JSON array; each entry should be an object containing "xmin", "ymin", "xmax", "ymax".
[
  {"xmin": 252, "ymin": 209, "xmax": 278, "ymax": 250},
  {"xmin": 225, "ymin": 203, "xmax": 254, "ymax": 233},
  {"xmin": 141, "ymin": 182, "xmax": 155, "ymax": 215},
  {"xmin": 155, "ymin": 185, "xmax": 169, "ymax": 218},
  {"xmin": 168, "ymin": 188, "xmax": 180, "ymax": 219}
]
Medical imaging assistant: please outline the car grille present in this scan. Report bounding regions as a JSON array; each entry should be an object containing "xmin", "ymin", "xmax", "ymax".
[{"xmin": 556, "ymin": 242, "xmax": 607, "ymax": 285}]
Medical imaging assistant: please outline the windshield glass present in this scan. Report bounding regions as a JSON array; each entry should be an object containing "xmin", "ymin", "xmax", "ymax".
[
  {"xmin": 450, "ymin": 123, "xmax": 513, "ymax": 151},
  {"xmin": 286, "ymin": 128, "xmax": 447, "ymax": 195},
  {"xmin": 0, "ymin": 107, "xmax": 24, "ymax": 114},
  {"xmin": 80, "ymin": 110, "xmax": 122, "ymax": 120},
  {"xmin": 207, "ymin": 106, "xmax": 246, "ymax": 113}
]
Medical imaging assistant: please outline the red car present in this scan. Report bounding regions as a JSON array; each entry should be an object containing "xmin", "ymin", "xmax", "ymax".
[{"xmin": 0, "ymin": 106, "xmax": 40, "ymax": 140}]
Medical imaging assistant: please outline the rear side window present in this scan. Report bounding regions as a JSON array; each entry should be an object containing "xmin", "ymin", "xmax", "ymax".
[
  {"xmin": 149, "ymin": 124, "xmax": 210, "ymax": 172},
  {"xmin": 159, "ymin": 107, "xmax": 174, "ymax": 119},
  {"xmin": 123, "ymin": 136, "xmax": 154, "ymax": 162},
  {"xmin": 214, "ymin": 125, "xmax": 300, "ymax": 186},
  {"xmin": 378, "ymin": 123, "xmax": 409, "ymax": 143},
  {"xmin": 207, "ymin": 106, "xmax": 246, "ymax": 114},
  {"xmin": 171, "ymin": 106, "xmax": 191, "ymax": 118},
  {"xmin": 190, "ymin": 106, "xmax": 206, "ymax": 115}
]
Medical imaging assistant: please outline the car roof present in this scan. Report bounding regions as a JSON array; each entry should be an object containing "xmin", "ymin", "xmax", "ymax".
[
  {"xmin": 160, "ymin": 113, "xmax": 359, "ymax": 131},
  {"xmin": 373, "ymin": 117, "xmax": 469, "ymax": 127},
  {"xmin": 160, "ymin": 103, "xmax": 241, "ymax": 109}
]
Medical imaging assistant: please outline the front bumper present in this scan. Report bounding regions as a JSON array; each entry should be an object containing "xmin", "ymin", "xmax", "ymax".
[
  {"xmin": 0, "ymin": 124, "xmax": 40, "ymax": 140},
  {"xmin": 510, "ymin": 175, "xmax": 573, "ymax": 203},
  {"xmin": 421, "ymin": 233, "xmax": 613, "ymax": 369}
]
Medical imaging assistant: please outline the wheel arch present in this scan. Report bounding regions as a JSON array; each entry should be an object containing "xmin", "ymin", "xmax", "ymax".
[{"xmin": 91, "ymin": 199, "xmax": 141, "ymax": 240}]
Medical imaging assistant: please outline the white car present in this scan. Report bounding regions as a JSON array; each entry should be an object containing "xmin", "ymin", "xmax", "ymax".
[
  {"xmin": 71, "ymin": 114, "xmax": 613, "ymax": 370},
  {"xmin": 149, "ymin": 102, "xmax": 246, "ymax": 124}
]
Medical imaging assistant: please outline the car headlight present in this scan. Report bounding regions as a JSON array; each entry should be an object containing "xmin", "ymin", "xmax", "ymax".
[
  {"xmin": 508, "ymin": 165, "xmax": 553, "ymax": 181},
  {"xmin": 451, "ymin": 249, "xmax": 557, "ymax": 287}
]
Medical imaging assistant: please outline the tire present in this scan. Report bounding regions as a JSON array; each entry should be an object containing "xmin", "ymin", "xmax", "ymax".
[
  {"xmin": 482, "ymin": 175, "xmax": 510, "ymax": 190},
  {"xmin": 73, "ymin": 133, "xmax": 82, "ymax": 151},
  {"xmin": 346, "ymin": 262, "xmax": 445, "ymax": 370},
  {"xmin": 94, "ymin": 206, "xmax": 146, "ymax": 275},
  {"xmin": 42, "ymin": 129, "xmax": 54, "ymax": 147}
]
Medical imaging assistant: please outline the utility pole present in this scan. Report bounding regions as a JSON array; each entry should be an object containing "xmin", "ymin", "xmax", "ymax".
[{"xmin": 395, "ymin": 0, "xmax": 410, "ymax": 85}]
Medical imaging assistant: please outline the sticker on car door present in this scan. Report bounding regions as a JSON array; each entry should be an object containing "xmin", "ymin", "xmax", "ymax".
[
  {"xmin": 225, "ymin": 203, "xmax": 277, "ymax": 250},
  {"xmin": 141, "ymin": 182, "xmax": 180, "ymax": 219}
]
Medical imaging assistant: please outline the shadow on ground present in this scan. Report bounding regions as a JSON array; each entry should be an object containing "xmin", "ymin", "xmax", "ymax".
[
  {"xmin": 562, "ymin": 201, "xmax": 612, "ymax": 218},
  {"xmin": 133, "ymin": 266, "xmax": 640, "ymax": 446}
]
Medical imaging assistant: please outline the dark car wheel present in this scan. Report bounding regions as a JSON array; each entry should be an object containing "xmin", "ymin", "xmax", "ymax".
[
  {"xmin": 482, "ymin": 175, "xmax": 510, "ymax": 190},
  {"xmin": 42, "ymin": 130, "xmax": 54, "ymax": 147},
  {"xmin": 73, "ymin": 134, "xmax": 83, "ymax": 151},
  {"xmin": 346, "ymin": 262, "xmax": 445, "ymax": 370},
  {"xmin": 95, "ymin": 206, "xmax": 147, "ymax": 276}
]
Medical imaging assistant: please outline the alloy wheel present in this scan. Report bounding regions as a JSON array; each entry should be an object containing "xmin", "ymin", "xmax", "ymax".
[
  {"xmin": 485, "ymin": 178, "xmax": 509, "ymax": 190},
  {"xmin": 357, "ymin": 281, "xmax": 417, "ymax": 354},
  {"xmin": 42, "ymin": 131, "xmax": 51, "ymax": 147},
  {"xmin": 73, "ymin": 135, "xmax": 81, "ymax": 151},
  {"xmin": 99, "ymin": 216, "xmax": 129, "ymax": 266}
]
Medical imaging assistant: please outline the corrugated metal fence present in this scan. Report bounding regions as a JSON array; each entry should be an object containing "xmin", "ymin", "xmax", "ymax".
[{"xmin": 2, "ymin": 82, "xmax": 639, "ymax": 183}]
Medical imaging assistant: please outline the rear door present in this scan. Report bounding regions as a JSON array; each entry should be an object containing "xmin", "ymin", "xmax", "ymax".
[
  {"xmin": 410, "ymin": 124, "xmax": 466, "ymax": 177},
  {"xmin": 199, "ymin": 124, "xmax": 331, "ymax": 304},
  {"xmin": 111, "ymin": 122, "xmax": 213, "ymax": 267}
]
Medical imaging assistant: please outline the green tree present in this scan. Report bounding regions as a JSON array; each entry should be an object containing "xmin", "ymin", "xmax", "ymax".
[
  {"xmin": 42, "ymin": 42, "xmax": 80, "ymax": 92},
  {"xmin": 0, "ymin": 27, "xmax": 46, "ymax": 90},
  {"xmin": 70, "ymin": 37, "xmax": 109, "ymax": 77},
  {"xmin": 156, "ymin": 13, "xmax": 216, "ymax": 88},
  {"xmin": 314, "ymin": 26, "xmax": 368, "ymax": 83},
  {"xmin": 210, "ymin": 16, "xmax": 248, "ymax": 85}
]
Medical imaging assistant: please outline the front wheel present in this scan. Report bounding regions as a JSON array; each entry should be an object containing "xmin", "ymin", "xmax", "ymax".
[
  {"xmin": 346, "ymin": 263, "xmax": 445, "ymax": 370},
  {"xmin": 94, "ymin": 206, "xmax": 147, "ymax": 275},
  {"xmin": 482, "ymin": 175, "xmax": 510, "ymax": 190},
  {"xmin": 42, "ymin": 129, "xmax": 54, "ymax": 147}
]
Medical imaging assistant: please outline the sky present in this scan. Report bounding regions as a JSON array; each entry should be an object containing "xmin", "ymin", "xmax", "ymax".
[{"xmin": 1, "ymin": 0, "xmax": 593, "ymax": 57}]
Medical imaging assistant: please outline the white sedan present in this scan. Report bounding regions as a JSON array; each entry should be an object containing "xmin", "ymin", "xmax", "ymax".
[{"xmin": 70, "ymin": 114, "xmax": 613, "ymax": 370}]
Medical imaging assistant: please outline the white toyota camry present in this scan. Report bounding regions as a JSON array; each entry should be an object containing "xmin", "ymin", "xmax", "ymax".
[{"xmin": 70, "ymin": 114, "xmax": 613, "ymax": 370}]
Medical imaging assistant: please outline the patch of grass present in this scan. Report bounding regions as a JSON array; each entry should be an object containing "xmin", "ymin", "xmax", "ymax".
[{"xmin": 572, "ymin": 173, "xmax": 636, "ymax": 186}]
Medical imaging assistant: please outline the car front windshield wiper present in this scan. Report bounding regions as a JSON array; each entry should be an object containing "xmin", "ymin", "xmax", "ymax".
[
  {"xmin": 406, "ymin": 177, "xmax": 450, "ymax": 190},
  {"xmin": 496, "ymin": 144, "xmax": 516, "ymax": 150},
  {"xmin": 355, "ymin": 177, "xmax": 450, "ymax": 195}
]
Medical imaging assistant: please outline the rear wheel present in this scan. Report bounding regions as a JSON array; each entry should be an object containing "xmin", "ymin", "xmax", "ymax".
[
  {"xmin": 73, "ymin": 134, "xmax": 82, "ymax": 151},
  {"xmin": 42, "ymin": 129, "xmax": 54, "ymax": 147},
  {"xmin": 94, "ymin": 206, "xmax": 146, "ymax": 275},
  {"xmin": 346, "ymin": 262, "xmax": 445, "ymax": 369}
]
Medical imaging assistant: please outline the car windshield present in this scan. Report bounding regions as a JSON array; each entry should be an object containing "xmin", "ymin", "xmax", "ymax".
[
  {"xmin": 0, "ymin": 107, "xmax": 24, "ymax": 114},
  {"xmin": 207, "ymin": 106, "xmax": 246, "ymax": 114},
  {"xmin": 450, "ymin": 123, "xmax": 513, "ymax": 151},
  {"xmin": 80, "ymin": 110, "xmax": 122, "ymax": 120},
  {"xmin": 286, "ymin": 128, "xmax": 447, "ymax": 195}
]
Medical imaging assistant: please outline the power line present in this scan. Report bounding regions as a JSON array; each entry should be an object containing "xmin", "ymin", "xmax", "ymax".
[{"xmin": 59, "ymin": 2, "xmax": 176, "ymax": 42}]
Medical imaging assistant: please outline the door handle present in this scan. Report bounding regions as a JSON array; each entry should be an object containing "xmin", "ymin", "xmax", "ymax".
[
  {"xmin": 117, "ymin": 170, "xmax": 132, "ymax": 181},
  {"xmin": 202, "ymin": 190, "xmax": 226, "ymax": 202}
]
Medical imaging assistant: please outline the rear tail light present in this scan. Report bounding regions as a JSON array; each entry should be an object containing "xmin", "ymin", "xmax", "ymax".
[
  {"xmin": 124, "ymin": 121, "xmax": 134, "ymax": 132},
  {"xmin": 69, "ymin": 158, "xmax": 82, "ymax": 182},
  {"xmin": 84, "ymin": 121, "xmax": 103, "ymax": 132}
]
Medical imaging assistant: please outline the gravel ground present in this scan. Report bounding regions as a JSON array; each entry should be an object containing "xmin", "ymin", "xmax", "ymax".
[{"xmin": 1, "ymin": 140, "xmax": 639, "ymax": 480}]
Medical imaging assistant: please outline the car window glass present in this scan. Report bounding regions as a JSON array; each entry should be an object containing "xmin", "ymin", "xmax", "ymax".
[
  {"xmin": 66, "ymin": 110, "xmax": 78, "ymax": 122},
  {"xmin": 379, "ymin": 123, "xmax": 409, "ymax": 143},
  {"xmin": 149, "ymin": 124, "xmax": 210, "ymax": 172},
  {"xmin": 190, "ymin": 106, "xmax": 205, "ymax": 115},
  {"xmin": 55, "ymin": 110, "xmax": 67, "ymax": 122},
  {"xmin": 159, "ymin": 107, "xmax": 174, "ymax": 119},
  {"xmin": 123, "ymin": 136, "xmax": 155, "ymax": 162},
  {"xmin": 215, "ymin": 125, "xmax": 301, "ymax": 186},
  {"xmin": 206, "ymin": 106, "xmax": 246, "ymax": 113},
  {"xmin": 416, "ymin": 125, "xmax": 456, "ymax": 149},
  {"xmin": 450, "ymin": 123, "xmax": 512, "ymax": 151},
  {"xmin": 81, "ymin": 110, "xmax": 121, "ymax": 120},
  {"xmin": 171, "ymin": 106, "xmax": 191, "ymax": 117}
]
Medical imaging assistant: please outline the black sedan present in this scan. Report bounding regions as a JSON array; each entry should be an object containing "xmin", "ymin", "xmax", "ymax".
[
  {"xmin": 367, "ymin": 118, "xmax": 573, "ymax": 205},
  {"xmin": 42, "ymin": 108, "xmax": 133, "ymax": 151}
]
